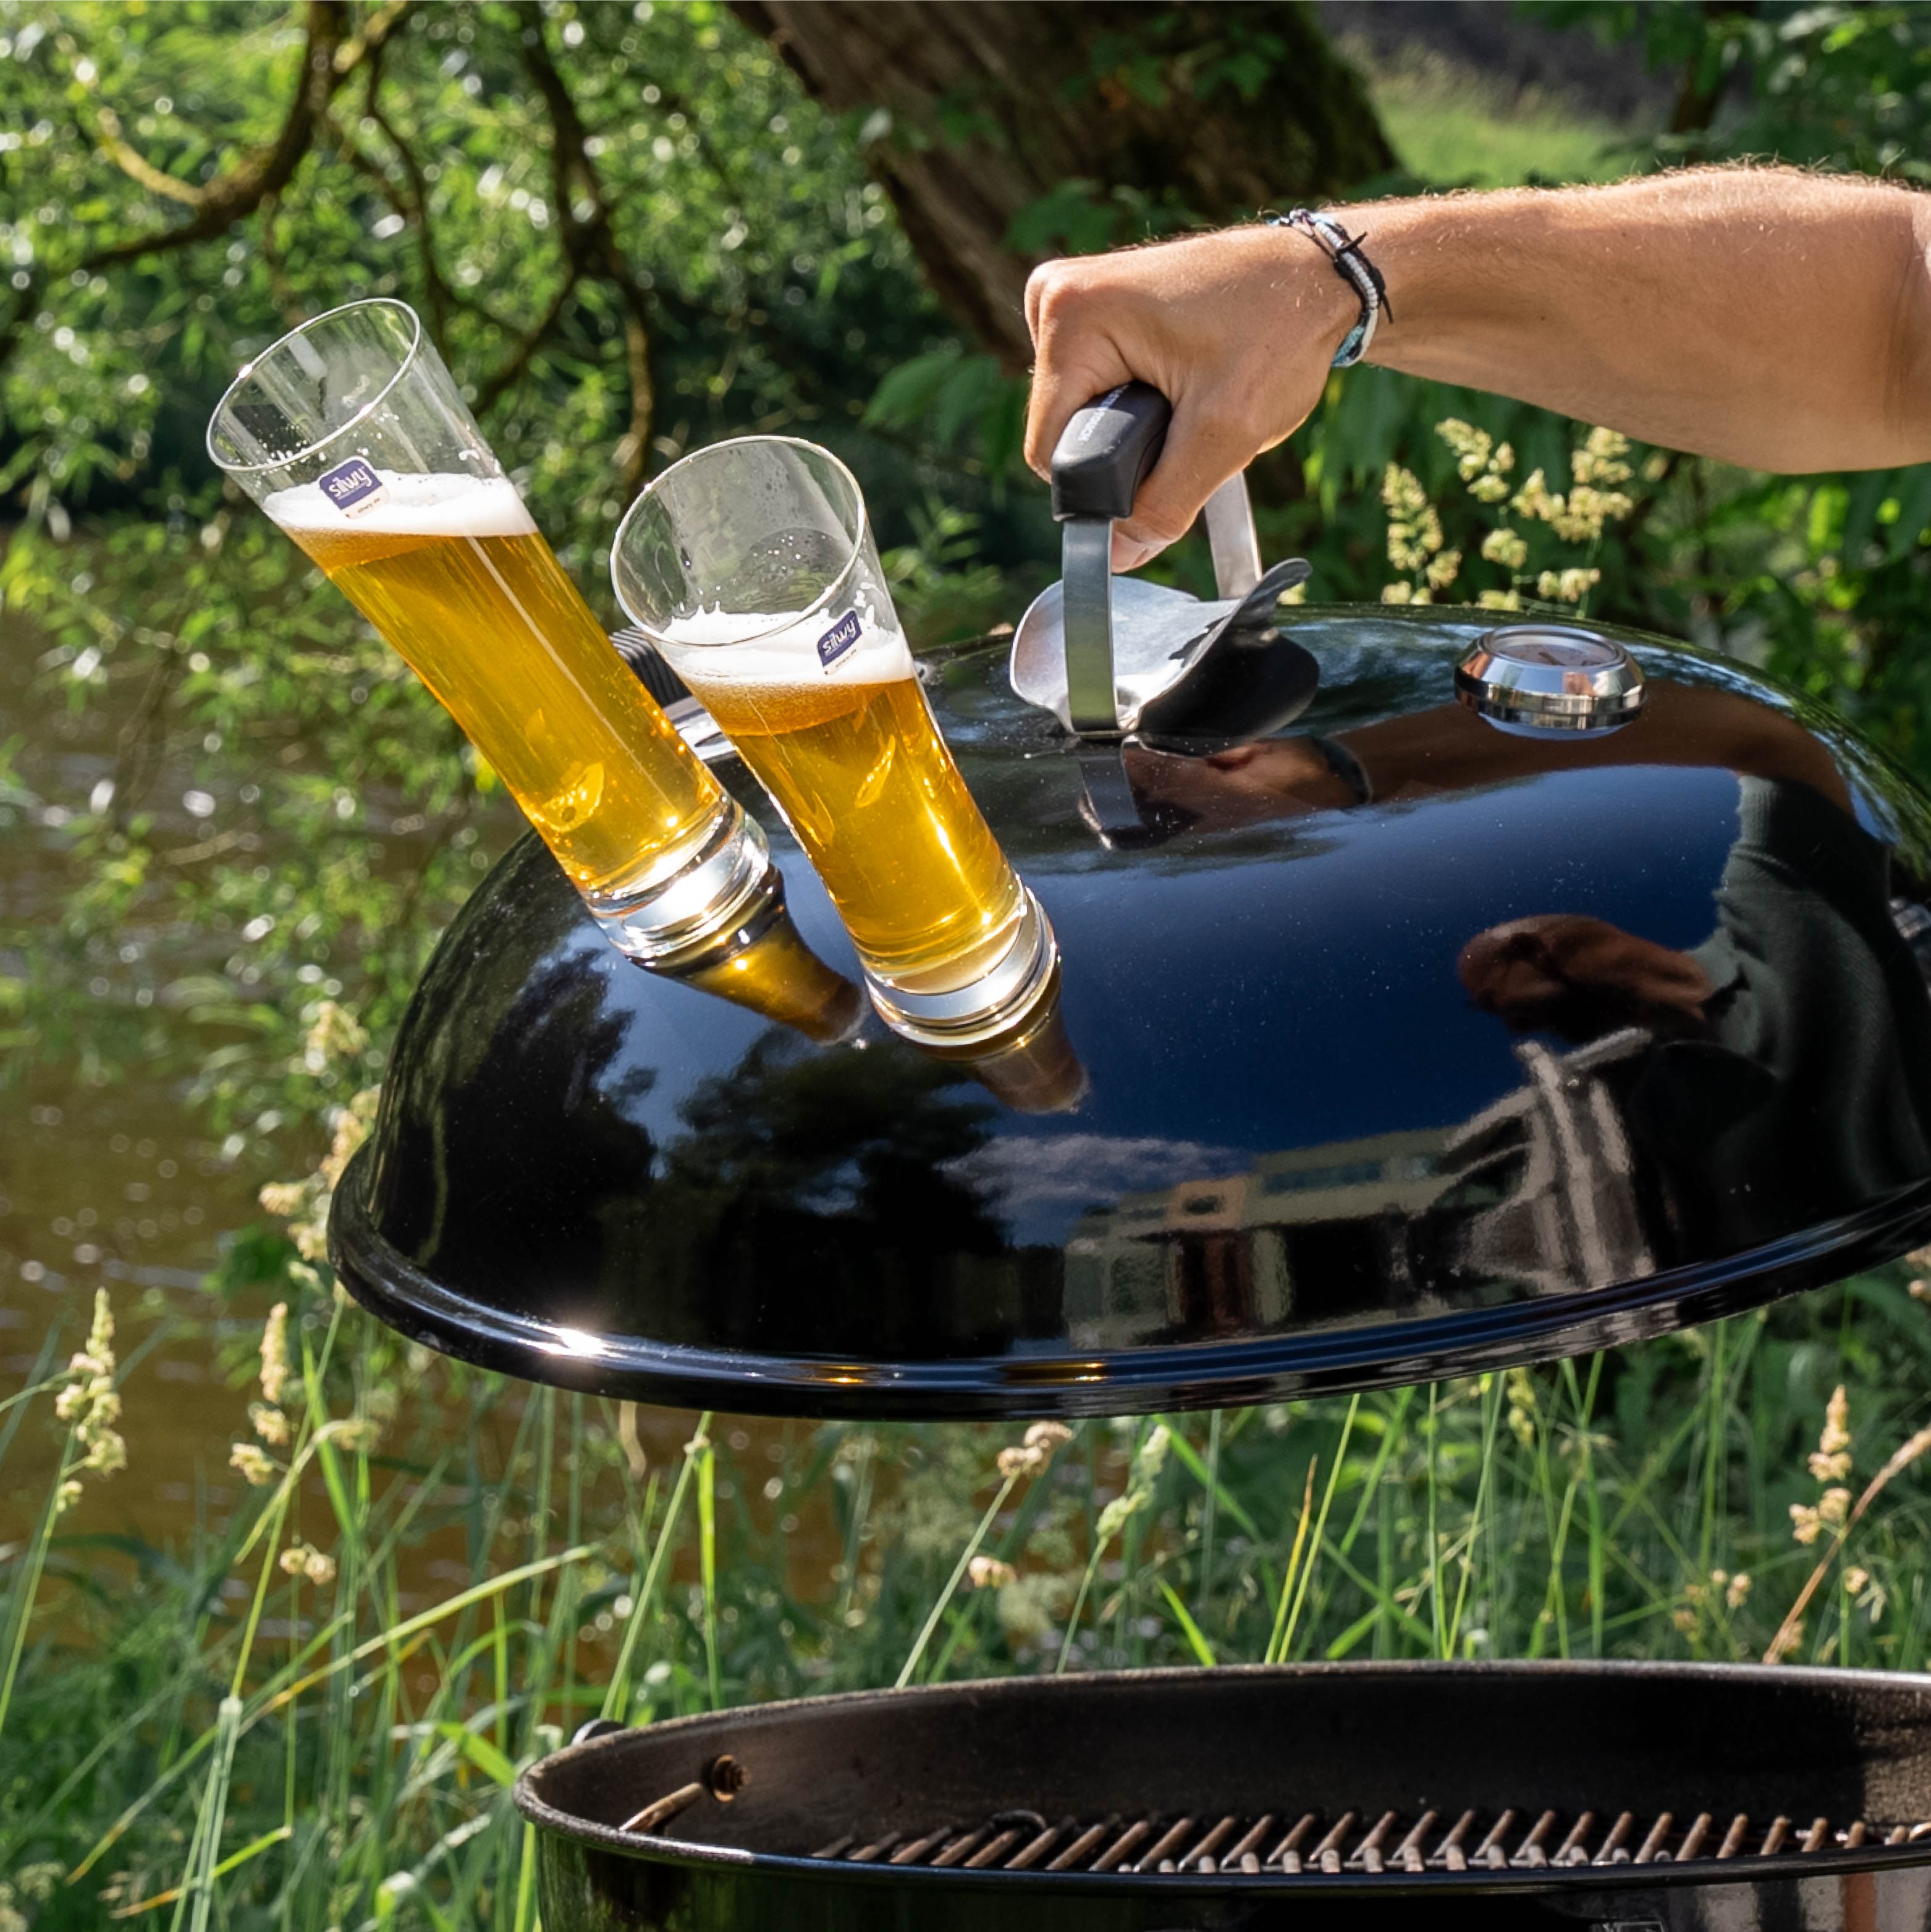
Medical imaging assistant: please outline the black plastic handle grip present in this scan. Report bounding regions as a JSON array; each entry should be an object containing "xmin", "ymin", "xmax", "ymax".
[{"xmin": 1050, "ymin": 382, "xmax": 1172, "ymax": 522}]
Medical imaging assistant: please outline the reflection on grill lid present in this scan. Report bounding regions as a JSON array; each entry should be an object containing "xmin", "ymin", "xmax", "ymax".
[{"xmin": 334, "ymin": 609, "xmax": 1931, "ymax": 1418}]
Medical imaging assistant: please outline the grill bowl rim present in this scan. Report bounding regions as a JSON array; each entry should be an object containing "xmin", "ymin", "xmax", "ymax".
[
  {"xmin": 513, "ymin": 1658, "xmax": 1931, "ymax": 1892},
  {"xmin": 334, "ymin": 1158, "xmax": 1931, "ymax": 1421}
]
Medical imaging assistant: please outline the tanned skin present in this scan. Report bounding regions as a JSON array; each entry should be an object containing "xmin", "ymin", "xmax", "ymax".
[{"xmin": 1022, "ymin": 169, "xmax": 1931, "ymax": 569}]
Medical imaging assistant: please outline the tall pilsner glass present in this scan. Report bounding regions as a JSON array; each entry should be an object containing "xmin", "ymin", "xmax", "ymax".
[
  {"xmin": 611, "ymin": 438, "xmax": 1055, "ymax": 1044},
  {"xmin": 206, "ymin": 300, "xmax": 769, "ymax": 965}
]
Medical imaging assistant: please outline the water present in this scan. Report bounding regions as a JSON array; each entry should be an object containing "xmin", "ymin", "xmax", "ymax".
[{"xmin": 0, "ymin": 594, "xmax": 854, "ymax": 1606}]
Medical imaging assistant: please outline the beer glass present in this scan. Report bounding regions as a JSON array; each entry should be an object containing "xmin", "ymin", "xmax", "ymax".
[
  {"xmin": 611, "ymin": 438, "xmax": 1055, "ymax": 1043},
  {"xmin": 206, "ymin": 300, "xmax": 769, "ymax": 965}
]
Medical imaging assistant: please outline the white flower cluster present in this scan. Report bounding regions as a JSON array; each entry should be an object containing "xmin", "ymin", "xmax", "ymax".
[
  {"xmin": 232, "ymin": 1302, "xmax": 294, "ymax": 1489},
  {"xmin": 53, "ymin": 1289, "xmax": 126, "ymax": 1514},
  {"xmin": 1791, "ymin": 1384, "xmax": 1855, "ymax": 1546},
  {"xmin": 1437, "ymin": 417, "xmax": 1515, "ymax": 502},
  {"xmin": 995, "ymin": 1419, "xmax": 1073, "ymax": 1481},
  {"xmin": 1094, "ymin": 1421, "xmax": 1170, "ymax": 1541},
  {"xmin": 302, "ymin": 998, "xmax": 370, "ymax": 1077},
  {"xmin": 1380, "ymin": 463, "xmax": 1460, "ymax": 602},
  {"xmin": 1676, "ymin": 1566, "xmax": 1753, "ymax": 1632},
  {"xmin": 1511, "ymin": 429, "xmax": 1634, "ymax": 544},
  {"xmin": 1384, "ymin": 420, "xmax": 1638, "ymax": 611},
  {"xmin": 279, "ymin": 1541, "xmax": 339, "ymax": 1587}
]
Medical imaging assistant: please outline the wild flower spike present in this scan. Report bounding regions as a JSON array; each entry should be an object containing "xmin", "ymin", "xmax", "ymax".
[
  {"xmin": 1435, "ymin": 417, "xmax": 1492, "ymax": 481},
  {"xmin": 230, "ymin": 1443, "xmax": 278, "ymax": 1488},
  {"xmin": 259, "ymin": 1302, "xmax": 290, "ymax": 1409},
  {"xmin": 1023, "ymin": 1421, "xmax": 1073, "ymax": 1452},
  {"xmin": 1481, "ymin": 528, "xmax": 1527, "ymax": 571},
  {"xmin": 84, "ymin": 1287, "xmax": 115, "ymax": 1370},
  {"xmin": 966, "ymin": 1554, "xmax": 1016, "ymax": 1590},
  {"xmin": 301, "ymin": 998, "xmax": 369, "ymax": 1075},
  {"xmin": 1819, "ymin": 1385, "xmax": 1852, "ymax": 1459},
  {"xmin": 1725, "ymin": 1572, "xmax": 1752, "ymax": 1610},
  {"xmin": 332, "ymin": 1416, "xmax": 381, "ymax": 1455}
]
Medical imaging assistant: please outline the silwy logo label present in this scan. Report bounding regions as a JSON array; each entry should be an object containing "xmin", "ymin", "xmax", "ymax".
[
  {"xmin": 318, "ymin": 457, "xmax": 386, "ymax": 515},
  {"xmin": 817, "ymin": 608, "xmax": 861, "ymax": 670}
]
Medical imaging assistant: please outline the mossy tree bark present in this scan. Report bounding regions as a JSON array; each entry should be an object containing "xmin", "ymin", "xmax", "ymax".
[{"xmin": 729, "ymin": 1, "xmax": 1396, "ymax": 366}]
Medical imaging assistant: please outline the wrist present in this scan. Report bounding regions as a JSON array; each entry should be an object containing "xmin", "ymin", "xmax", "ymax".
[{"xmin": 1270, "ymin": 208, "xmax": 1393, "ymax": 366}]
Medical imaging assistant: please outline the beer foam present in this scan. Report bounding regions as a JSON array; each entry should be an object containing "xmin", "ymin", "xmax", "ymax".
[
  {"xmin": 263, "ymin": 470, "xmax": 537, "ymax": 540},
  {"xmin": 657, "ymin": 604, "xmax": 915, "ymax": 687}
]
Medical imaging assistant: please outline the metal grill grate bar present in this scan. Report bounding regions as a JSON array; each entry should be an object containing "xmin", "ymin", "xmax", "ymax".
[
  {"xmin": 889, "ymin": 1826, "xmax": 954, "ymax": 1866},
  {"xmin": 810, "ymin": 1805, "xmax": 1929, "ymax": 1875},
  {"xmin": 1090, "ymin": 1816, "xmax": 1155, "ymax": 1873},
  {"xmin": 1007, "ymin": 1819, "xmax": 1074, "ymax": 1871},
  {"xmin": 1046, "ymin": 1818, "xmax": 1116, "ymax": 1873}
]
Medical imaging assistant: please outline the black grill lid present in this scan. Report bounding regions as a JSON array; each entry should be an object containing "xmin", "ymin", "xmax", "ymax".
[{"xmin": 330, "ymin": 607, "xmax": 1931, "ymax": 1417}]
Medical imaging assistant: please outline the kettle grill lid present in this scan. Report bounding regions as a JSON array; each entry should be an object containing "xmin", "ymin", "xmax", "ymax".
[{"xmin": 329, "ymin": 607, "xmax": 1931, "ymax": 1418}]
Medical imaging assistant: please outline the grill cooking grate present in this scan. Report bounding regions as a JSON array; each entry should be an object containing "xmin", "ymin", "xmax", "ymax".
[{"xmin": 808, "ymin": 1807, "xmax": 1931, "ymax": 1876}]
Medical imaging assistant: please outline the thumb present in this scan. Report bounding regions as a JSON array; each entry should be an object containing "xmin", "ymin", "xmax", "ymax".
[{"xmin": 1110, "ymin": 404, "xmax": 1256, "ymax": 570}]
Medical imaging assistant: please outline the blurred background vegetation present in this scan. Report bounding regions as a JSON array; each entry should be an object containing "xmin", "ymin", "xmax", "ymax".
[{"xmin": 9, "ymin": 2, "xmax": 1931, "ymax": 1925}]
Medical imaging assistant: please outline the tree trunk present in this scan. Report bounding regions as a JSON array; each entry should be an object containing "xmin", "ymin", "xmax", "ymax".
[{"xmin": 730, "ymin": 1, "xmax": 1396, "ymax": 367}]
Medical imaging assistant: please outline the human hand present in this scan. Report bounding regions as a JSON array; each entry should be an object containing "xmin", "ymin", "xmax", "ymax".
[
  {"xmin": 1120, "ymin": 738, "xmax": 1354, "ymax": 831},
  {"xmin": 1458, "ymin": 915, "xmax": 1713, "ymax": 1043},
  {"xmin": 1023, "ymin": 225, "xmax": 1357, "ymax": 569}
]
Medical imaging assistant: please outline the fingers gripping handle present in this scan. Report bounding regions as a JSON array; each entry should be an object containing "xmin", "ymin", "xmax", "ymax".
[{"xmin": 1050, "ymin": 382, "xmax": 1172, "ymax": 523}]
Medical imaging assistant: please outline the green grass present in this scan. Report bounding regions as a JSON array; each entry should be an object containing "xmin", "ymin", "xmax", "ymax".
[
  {"xmin": 6, "ymin": 1260, "xmax": 1931, "ymax": 1927},
  {"xmin": 1348, "ymin": 43, "xmax": 1646, "ymax": 190}
]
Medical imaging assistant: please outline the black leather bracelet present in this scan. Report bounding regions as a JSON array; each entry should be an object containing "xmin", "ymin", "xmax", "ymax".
[{"xmin": 1270, "ymin": 208, "xmax": 1393, "ymax": 368}]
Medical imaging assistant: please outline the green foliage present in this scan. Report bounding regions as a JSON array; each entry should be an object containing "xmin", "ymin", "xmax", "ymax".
[
  {"xmin": 11, "ymin": 4, "xmax": 1931, "ymax": 1920},
  {"xmin": 8, "ymin": 1279, "xmax": 1931, "ymax": 1921},
  {"xmin": 0, "ymin": 0, "xmax": 1008, "ymax": 1163},
  {"xmin": 1354, "ymin": 43, "xmax": 1636, "ymax": 188}
]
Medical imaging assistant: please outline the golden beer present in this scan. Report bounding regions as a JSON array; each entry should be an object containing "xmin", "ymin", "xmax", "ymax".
[
  {"xmin": 682, "ymin": 663, "xmax": 1026, "ymax": 989},
  {"xmin": 268, "ymin": 475, "xmax": 721, "ymax": 900},
  {"xmin": 615, "ymin": 431, "xmax": 1056, "ymax": 1043}
]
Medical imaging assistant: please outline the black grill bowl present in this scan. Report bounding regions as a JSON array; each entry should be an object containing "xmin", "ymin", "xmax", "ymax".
[{"xmin": 515, "ymin": 1660, "xmax": 1931, "ymax": 1930}]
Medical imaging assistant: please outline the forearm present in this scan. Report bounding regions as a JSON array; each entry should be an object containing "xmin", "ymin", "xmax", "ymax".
[{"xmin": 1359, "ymin": 169, "xmax": 1931, "ymax": 473}]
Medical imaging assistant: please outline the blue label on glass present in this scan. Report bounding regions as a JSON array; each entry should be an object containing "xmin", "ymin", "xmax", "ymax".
[
  {"xmin": 816, "ymin": 608, "xmax": 861, "ymax": 670},
  {"xmin": 316, "ymin": 456, "xmax": 386, "ymax": 515}
]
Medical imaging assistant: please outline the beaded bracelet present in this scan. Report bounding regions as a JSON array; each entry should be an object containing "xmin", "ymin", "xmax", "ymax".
[{"xmin": 1269, "ymin": 208, "xmax": 1394, "ymax": 368}]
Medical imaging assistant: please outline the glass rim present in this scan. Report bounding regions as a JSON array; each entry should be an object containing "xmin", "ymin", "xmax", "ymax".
[
  {"xmin": 611, "ymin": 434, "xmax": 872, "ymax": 650},
  {"xmin": 205, "ymin": 297, "xmax": 426, "ymax": 478}
]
